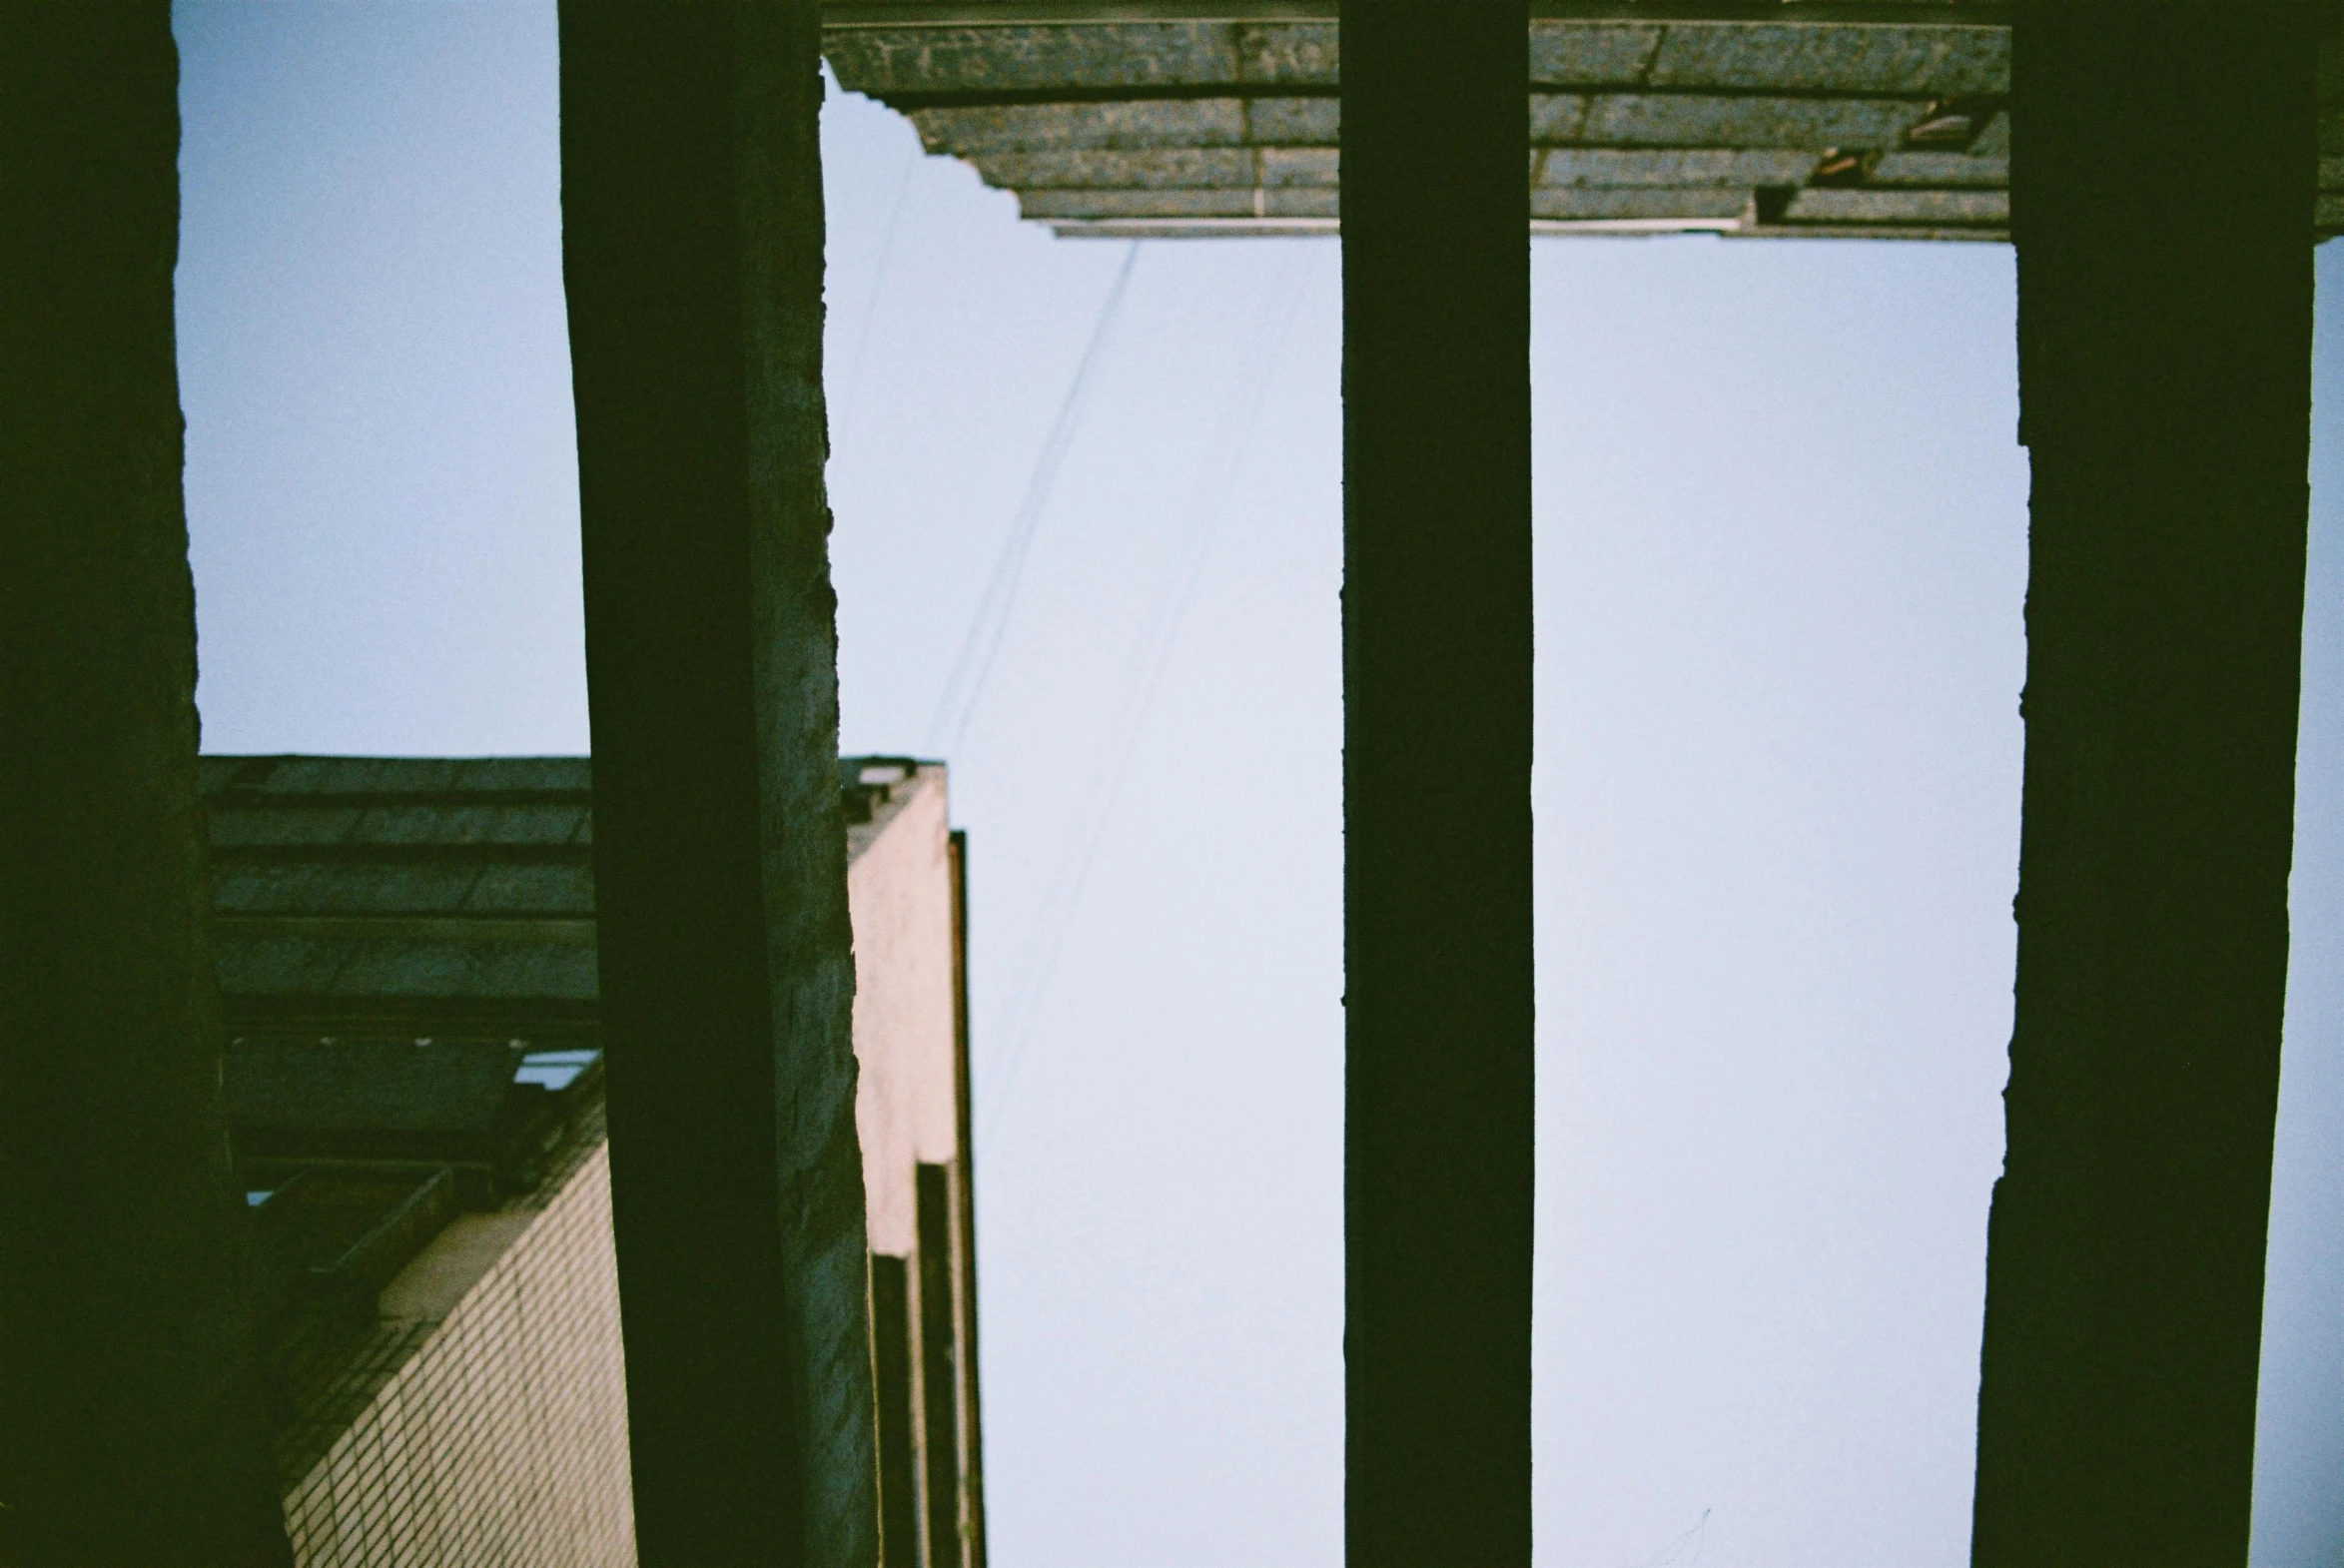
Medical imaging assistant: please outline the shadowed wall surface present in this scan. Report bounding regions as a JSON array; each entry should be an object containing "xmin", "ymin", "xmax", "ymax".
[
  {"xmin": 0, "ymin": 8, "xmax": 293, "ymax": 1562},
  {"xmin": 1972, "ymin": 9, "xmax": 2320, "ymax": 1564}
]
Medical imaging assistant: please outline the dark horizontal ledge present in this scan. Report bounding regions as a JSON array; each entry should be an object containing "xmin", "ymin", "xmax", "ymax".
[
  {"xmin": 211, "ymin": 843, "xmax": 595, "ymax": 865},
  {"xmin": 216, "ymin": 916, "xmax": 601, "ymax": 945},
  {"xmin": 222, "ymin": 999, "xmax": 604, "ymax": 1030},
  {"xmin": 207, "ymin": 788, "xmax": 592, "ymax": 810},
  {"xmin": 823, "ymin": 2, "xmax": 2008, "ymax": 29}
]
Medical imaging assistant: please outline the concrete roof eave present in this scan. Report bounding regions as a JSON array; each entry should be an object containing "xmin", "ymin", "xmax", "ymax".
[{"xmin": 821, "ymin": 2, "xmax": 2344, "ymax": 240}]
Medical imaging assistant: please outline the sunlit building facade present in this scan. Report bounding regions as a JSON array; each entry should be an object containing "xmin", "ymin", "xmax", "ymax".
[{"xmin": 206, "ymin": 755, "xmax": 984, "ymax": 1568}]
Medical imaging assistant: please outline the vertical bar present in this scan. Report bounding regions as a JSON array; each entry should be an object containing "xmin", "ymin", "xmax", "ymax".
[
  {"xmin": 947, "ymin": 829, "xmax": 989, "ymax": 1568},
  {"xmin": 0, "ymin": 10, "xmax": 294, "ymax": 1564},
  {"xmin": 1974, "ymin": 9, "xmax": 2321, "ymax": 1564},
  {"xmin": 916, "ymin": 1164, "xmax": 965, "ymax": 1568},
  {"xmin": 872, "ymin": 1255, "xmax": 922, "ymax": 1568},
  {"xmin": 558, "ymin": 3, "xmax": 878, "ymax": 1563},
  {"xmin": 1339, "ymin": 1, "xmax": 1532, "ymax": 1564}
]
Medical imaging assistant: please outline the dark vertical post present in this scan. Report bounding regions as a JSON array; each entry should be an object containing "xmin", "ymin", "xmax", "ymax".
[
  {"xmin": 559, "ymin": 4, "xmax": 878, "ymax": 1564},
  {"xmin": 947, "ymin": 829, "xmax": 989, "ymax": 1568},
  {"xmin": 915, "ymin": 1164, "xmax": 964, "ymax": 1568},
  {"xmin": 1340, "ymin": 1, "xmax": 1532, "ymax": 1563},
  {"xmin": 1974, "ymin": 9, "xmax": 2321, "ymax": 1564},
  {"xmin": 0, "ymin": 9, "xmax": 294, "ymax": 1565},
  {"xmin": 871, "ymin": 1255, "xmax": 921, "ymax": 1568}
]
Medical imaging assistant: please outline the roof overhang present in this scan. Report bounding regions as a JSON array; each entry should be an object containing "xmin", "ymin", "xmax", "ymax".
[{"xmin": 821, "ymin": 1, "xmax": 2344, "ymax": 241}]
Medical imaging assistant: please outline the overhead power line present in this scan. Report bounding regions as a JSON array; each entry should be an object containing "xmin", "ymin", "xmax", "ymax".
[
  {"xmin": 978, "ymin": 242, "xmax": 1323, "ymax": 1144},
  {"xmin": 926, "ymin": 241, "xmax": 1143, "ymax": 759}
]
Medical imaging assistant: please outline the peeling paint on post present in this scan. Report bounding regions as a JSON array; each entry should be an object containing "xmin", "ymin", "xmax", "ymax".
[
  {"xmin": 0, "ymin": 8, "xmax": 294, "ymax": 1564},
  {"xmin": 1340, "ymin": 2, "xmax": 1533, "ymax": 1564},
  {"xmin": 1974, "ymin": 9, "xmax": 2322, "ymax": 1564},
  {"xmin": 558, "ymin": 4, "xmax": 880, "ymax": 1563}
]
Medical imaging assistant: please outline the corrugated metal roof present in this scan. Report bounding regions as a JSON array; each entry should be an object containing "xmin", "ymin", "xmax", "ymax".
[{"xmin": 821, "ymin": 4, "xmax": 2344, "ymax": 241}]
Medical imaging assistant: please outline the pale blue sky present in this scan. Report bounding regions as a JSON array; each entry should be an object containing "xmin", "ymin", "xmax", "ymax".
[{"xmin": 173, "ymin": 5, "xmax": 2342, "ymax": 1564}]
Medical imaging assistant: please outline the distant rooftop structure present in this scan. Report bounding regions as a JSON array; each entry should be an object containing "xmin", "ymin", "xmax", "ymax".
[
  {"xmin": 822, "ymin": 2, "xmax": 2344, "ymax": 240},
  {"xmin": 204, "ymin": 756, "xmax": 984, "ymax": 1568}
]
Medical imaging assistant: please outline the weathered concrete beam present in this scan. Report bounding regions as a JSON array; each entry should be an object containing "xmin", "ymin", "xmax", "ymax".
[
  {"xmin": 1340, "ymin": 0, "xmax": 1532, "ymax": 1563},
  {"xmin": 0, "ymin": 8, "xmax": 293, "ymax": 1564},
  {"xmin": 1971, "ymin": 7, "xmax": 2322, "ymax": 1564},
  {"xmin": 558, "ymin": 4, "xmax": 879, "ymax": 1564},
  {"xmin": 821, "ymin": 2, "xmax": 2011, "ymax": 28}
]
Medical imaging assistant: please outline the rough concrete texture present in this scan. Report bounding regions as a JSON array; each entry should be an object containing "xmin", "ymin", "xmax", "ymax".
[
  {"xmin": 1972, "ymin": 8, "xmax": 2322, "ymax": 1564},
  {"xmin": 0, "ymin": 8, "xmax": 295, "ymax": 1562},
  {"xmin": 559, "ymin": 1, "xmax": 877, "ymax": 1562}
]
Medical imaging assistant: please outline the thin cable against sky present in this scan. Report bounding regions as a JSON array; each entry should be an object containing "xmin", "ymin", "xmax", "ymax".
[
  {"xmin": 837, "ymin": 136, "xmax": 918, "ymax": 435},
  {"xmin": 926, "ymin": 241, "xmax": 1142, "ymax": 758},
  {"xmin": 977, "ymin": 243, "xmax": 1322, "ymax": 1142}
]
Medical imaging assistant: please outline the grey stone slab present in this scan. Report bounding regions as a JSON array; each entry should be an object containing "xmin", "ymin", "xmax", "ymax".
[
  {"xmin": 1527, "ymin": 22, "xmax": 1663, "ymax": 86},
  {"xmin": 1872, "ymin": 149, "xmax": 2008, "ymax": 187},
  {"xmin": 1538, "ymin": 147, "xmax": 1814, "ymax": 188},
  {"xmin": 1576, "ymin": 93, "xmax": 1920, "ymax": 150},
  {"xmin": 325, "ymin": 935, "xmax": 597, "ymax": 1004},
  {"xmin": 1787, "ymin": 186, "xmax": 2008, "ymax": 223},
  {"xmin": 350, "ymin": 805, "xmax": 504, "ymax": 845},
  {"xmin": 1261, "ymin": 146, "xmax": 1337, "ymax": 186},
  {"xmin": 1022, "ymin": 186, "xmax": 1260, "ymax": 219},
  {"xmin": 474, "ymin": 804, "xmax": 593, "ymax": 844},
  {"xmin": 464, "ymin": 944, "xmax": 601, "ymax": 1004},
  {"xmin": 1532, "ymin": 186, "xmax": 1746, "ymax": 221},
  {"xmin": 1646, "ymin": 23, "xmax": 2006, "ymax": 95},
  {"xmin": 463, "ymin": 863, "xmax": 599, "ymax": 918},
  {"xmin": 1530, "ymin": 94, "xmax": 1591, "ymax": 142},
  {"xmin": 448, "ymin": 758, "xmax": 591, "ymax": 794},
  {"xmin": 829, "ymin": 23, "xmax": 1239, "ymax": 94},
  {"xmin": 214, "ymin": 934, "xmax": 354, "ymax": 998},
  {"xmin": 1232, "ymin": 22, "xmax": 1336, "ymax": 86},
  {"xmin": 1969, "ymin": 109, "xmax": 2009, "ymax": 158},
  {"xmin": 213, "ymin": 860, "xmax": 483, "ymax": 917},
  {"xmin": 208, "ymin": 805, "xmax": 364, "ymax": 848},
  {"xmin": 973, "ymin": 147, "xmax": 1253, "ymax": 188},
  {"xmin": 1244, "ymin": 96, "xmax": 1338, "ymax": 145},
  {"xmin": 911, "ymin": 98, "xmax": 1246, "ymax": 152},
  {"xmin": 1264, "ymin": 187, "xmax": 1338, "ymax": 219},
  {"xmin": 330, "ymin": 803, "xmax": 583, "ymax": 846},
  {"xmin": 328, "ymin": 941, "xmax": 482, "ymax": 1001},
  {"xmin": 256, "ymin": 758, "xmax": 464, "ymax": 796}
]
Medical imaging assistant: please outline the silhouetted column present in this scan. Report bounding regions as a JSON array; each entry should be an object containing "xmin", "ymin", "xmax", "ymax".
[
  {"xmin": 559, "ymin": 4, "xmax": 878, "ymax": 1564},
  {"xmin": 947, "ymin": 829, "xmax": 989, "ymax": 1568},
  {"xmin": 1973, "ymin": 10, "xmax": 2321, "ymax": 1564},
  {"xmin": 915, "ymin": 1163, "xmax": 963, "ymax": 1568},
  {"xmin": 0, "ymin": 9, "xmax": 294, "ymax": 1566},
  {"xmin": 1340, "ymin": 2, "xmax": 1531, "ymax": 1563},
  {"xmin": 871, "ymin": 1254, "xmax": 920, "ymax": 1568}
]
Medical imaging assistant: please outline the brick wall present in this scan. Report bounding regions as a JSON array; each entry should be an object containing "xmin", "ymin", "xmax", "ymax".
[{"xmin": 280, "ymin": 1144, "xmax": 636, "ymax": 1566}]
